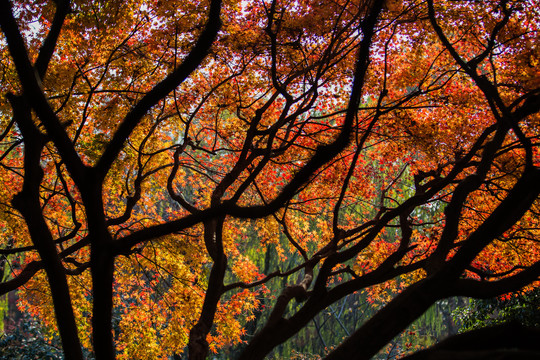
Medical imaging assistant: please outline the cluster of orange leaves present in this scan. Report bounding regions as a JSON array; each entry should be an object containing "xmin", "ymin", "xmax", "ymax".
[{"xmin": 1, "ymin": 0, "xmax": 539, "ymax": 358}]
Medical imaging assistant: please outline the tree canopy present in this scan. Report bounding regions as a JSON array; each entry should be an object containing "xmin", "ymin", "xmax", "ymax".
[{"xmin": 0, "ymin": 0, "xmax": 539, "ymax": 359}]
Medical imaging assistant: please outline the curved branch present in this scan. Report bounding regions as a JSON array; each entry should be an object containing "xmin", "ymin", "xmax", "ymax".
[
  {"xmin": 0, "ymin": 260, "xmax": 42, "ymax": 296},
  {"xmin": 227, "ymin": 0, "xmax": 385, "ymax": 220},
  {"xmin": 95, "ymin": 0, "xmax": 223, "ymax": 181}
]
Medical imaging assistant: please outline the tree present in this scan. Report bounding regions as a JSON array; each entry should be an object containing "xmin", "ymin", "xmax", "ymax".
[{"xmin": 0, "ymin": 0, "xmax": 539, "ymax": 359}]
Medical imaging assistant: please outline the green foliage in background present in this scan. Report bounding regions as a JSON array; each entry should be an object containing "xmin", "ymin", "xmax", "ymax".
[{"xmin": 453, "ymin": 289, "xmax": 540, "ymax": 332}]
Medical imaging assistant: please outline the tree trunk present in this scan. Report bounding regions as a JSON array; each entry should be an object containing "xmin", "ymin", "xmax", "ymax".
[
  {"xmin": 9, "ymin": 93, "xmax": 84, "ymax": 360},
  {"xmin": 91, "ymin": 251, "xmax": 116, "ymax": 360}
]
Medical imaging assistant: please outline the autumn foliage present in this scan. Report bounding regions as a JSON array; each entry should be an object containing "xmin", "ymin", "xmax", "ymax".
[{"xmin": 0, "ymin": 0, "xmax": 539, "ymax": 359}]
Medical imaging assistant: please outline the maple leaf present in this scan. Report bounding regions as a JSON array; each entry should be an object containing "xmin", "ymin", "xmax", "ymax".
[{"xmin": 0, "ymin": 0, "xmax": 539, "ymax": 359}]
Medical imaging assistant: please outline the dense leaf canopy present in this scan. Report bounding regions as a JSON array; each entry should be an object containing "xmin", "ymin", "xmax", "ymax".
[{"xmin": 0, "ymin": 0, "xmax": 539, "ymax": 359}]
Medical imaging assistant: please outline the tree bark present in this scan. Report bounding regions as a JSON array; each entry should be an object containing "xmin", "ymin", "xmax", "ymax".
[
  {"xmin": 188, "ymin": 219, "xmax": 227, "ymax": 360},
  {"xmin": 8, "ymin": 94, "xmax": 84, "ymax": 360}
]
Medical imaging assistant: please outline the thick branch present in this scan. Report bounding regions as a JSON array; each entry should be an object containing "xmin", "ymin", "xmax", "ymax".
[
  {"xmin": 34, "ymin": 0, "xmax": 72, "ymax": 80},
  {"xmin": 0, "ymin": 0, "xmax": 87, "ymax": 184},
  {"xmin": 95, "ymin": 0, "xmax": 222, "ymax": 181},
  {"xmin": 7, "ymin": 93, "xmax": 84, "ymax": 360}
]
